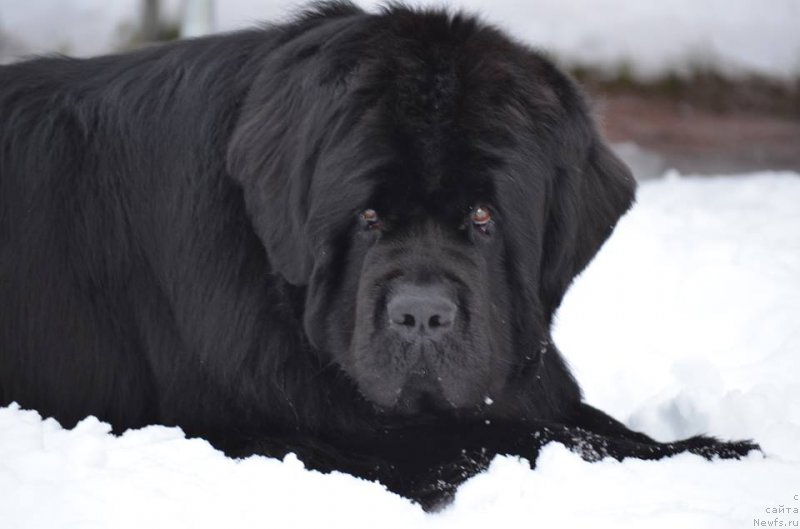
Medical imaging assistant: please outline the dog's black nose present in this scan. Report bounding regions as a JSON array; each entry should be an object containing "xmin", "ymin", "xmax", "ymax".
[{"xmin": 387, "ymin": 284, "xmax": 456, "ymax": 340}]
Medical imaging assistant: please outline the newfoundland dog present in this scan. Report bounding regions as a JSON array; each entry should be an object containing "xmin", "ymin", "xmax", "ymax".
[{"xmin": 0, "ymin": 2, "xmax": 756, "ymax": 508}]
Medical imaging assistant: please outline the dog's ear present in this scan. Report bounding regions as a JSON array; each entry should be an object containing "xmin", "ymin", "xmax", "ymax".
[
  {"xmin": 227, "ymin": 100, "xmax": 315, "ymax": 285},
  {"xmin": 227, "ymin": 75, "xmax": 366, "ymax": 287},
  {"xmin": 226, "ymin": 46, "xmax": 334, "ymax": 286},
  {"xmin": 539, "ymin": 136, "xmax": 636, "ymax": 320},
  {"xmin": 226, "ymin": 19, "xmax": 366, "ymax": 286}
]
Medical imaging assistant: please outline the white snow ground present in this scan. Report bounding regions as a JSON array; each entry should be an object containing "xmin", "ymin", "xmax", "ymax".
[{"xmin": 1, "ymin": 172, "xmax": 799, "ymax": 528}]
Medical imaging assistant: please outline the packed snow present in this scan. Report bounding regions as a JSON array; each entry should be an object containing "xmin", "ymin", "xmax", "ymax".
[
  {"xmin": 1, "ymin": 171, "xmax": 798, "ymax": 528},
  {"xmin": 1, "ymin": 0, "xmax": 799, "ymax": 79}
]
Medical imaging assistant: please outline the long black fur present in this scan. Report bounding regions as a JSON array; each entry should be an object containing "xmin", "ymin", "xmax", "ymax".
[{"xmin": 0, "ymin": 2, "xmax": 757, "ymax": 509}]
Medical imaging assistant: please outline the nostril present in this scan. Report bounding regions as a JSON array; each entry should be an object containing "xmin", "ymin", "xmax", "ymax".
[{"xmin": 429, "ymin": 314, "xmax": 448, "ymax": 328}]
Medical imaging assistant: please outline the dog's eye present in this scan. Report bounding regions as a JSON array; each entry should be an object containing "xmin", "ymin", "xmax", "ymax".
[
  {"xmin": 359, "ymin": 209, "xmax": 382, "ymax": 230},
  {"xmin": 470, "ymin": 205, "xmax": 492, "ymax": 232}
]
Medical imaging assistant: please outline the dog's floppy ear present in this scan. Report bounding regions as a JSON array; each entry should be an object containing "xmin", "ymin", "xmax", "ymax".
[
  {"xmin": 226, "ymin": 12, "xmax": 367, "ymax": 286},
  {"xmin": 227, "ymin": 94, "xmax": 315, "ymax": 285},
  {"xmin": 226, "ymin": 44, "xmax": 334, "ymax": 286},
  {"xmin": 227, "ymin": 67, "xmax": 365, "ymax": 286},
  {"xmin": 539, "ymin": 135, "xmax": 636, "ymax": 320}
]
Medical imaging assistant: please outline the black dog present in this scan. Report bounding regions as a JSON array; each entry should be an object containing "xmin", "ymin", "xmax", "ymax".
[{"xmin": 0, "ymin": 2, "xmax": 756, "ymax": 509}]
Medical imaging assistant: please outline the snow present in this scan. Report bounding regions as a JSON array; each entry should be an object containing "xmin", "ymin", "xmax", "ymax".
[
  {"xmin": 1, "ymin": 171, "xmax": 798, "ymax": 527},
  {"xmin": 1, "ymin": 1, "xmax": 799, "ymax": 79}
]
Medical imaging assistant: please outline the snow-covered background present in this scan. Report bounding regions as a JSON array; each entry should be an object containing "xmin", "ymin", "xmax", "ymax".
[
  {"xmin": 1, "ymin": 0, "xmax": 799, "ymax": 79},
  {"xmin": 2, "ymin": 171, "xmax": 799, "ymax": 528}
]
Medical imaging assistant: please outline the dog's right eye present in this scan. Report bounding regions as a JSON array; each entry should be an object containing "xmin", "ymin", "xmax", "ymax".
[
  {"xmin": 471, "ymin": 206, "xmax": 491, "ymax": 227},
  {"xmin": 359, "ymin": 209, "xmax": 382, "ymax": 230}
]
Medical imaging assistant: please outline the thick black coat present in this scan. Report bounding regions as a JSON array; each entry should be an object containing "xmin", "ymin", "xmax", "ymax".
[{"xmin": 0, "ymin": 2, "xmax": 756, "ymax": 508}]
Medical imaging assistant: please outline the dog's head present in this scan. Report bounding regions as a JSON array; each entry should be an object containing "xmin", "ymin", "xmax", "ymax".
[{"xmin": 228, "ymin": 6, "xmax": 635, "ymax": 416}]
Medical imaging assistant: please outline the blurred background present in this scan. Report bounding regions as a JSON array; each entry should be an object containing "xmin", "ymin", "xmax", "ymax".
[{"xmin": 0, "ymin": 0, "xmax": 798, "ymax": 180}]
